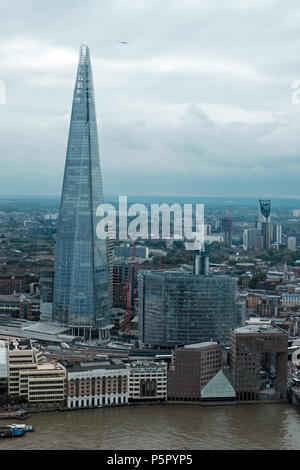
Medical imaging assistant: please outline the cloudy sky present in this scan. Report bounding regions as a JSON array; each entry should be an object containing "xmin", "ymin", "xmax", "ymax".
[{"xmin": 1, "ymin": 0, "xmax": 300, "ymax": 197}]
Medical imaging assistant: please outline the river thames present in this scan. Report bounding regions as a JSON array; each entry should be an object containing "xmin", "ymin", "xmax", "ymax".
[{"xmin": 1, "ymin": 403, "xmax": 300, "ymax": 450}]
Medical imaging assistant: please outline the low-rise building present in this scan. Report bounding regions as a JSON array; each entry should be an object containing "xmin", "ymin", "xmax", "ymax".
[
  {"xmin": 127, "ymin": 361, "xmax": 167, "ymax": 402},
  {"xmin": 7, "ymin": 337, "xmax": 66, "ymax": 405},
  {"xmin": 65, "ymin": 361, "xmax": 129, "ymax": 409},
  {"xmin": 0, "ymin": 294, "xmax": 40, "ymax": 320},
  {"xmin": 19, "ymin": 363, "xmax": 66, "ymax": 405}
]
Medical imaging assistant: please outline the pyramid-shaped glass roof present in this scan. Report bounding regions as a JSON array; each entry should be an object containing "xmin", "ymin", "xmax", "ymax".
[{"xmin": 200, "ymin": 369, "xmax": 236, "ymax": 399}]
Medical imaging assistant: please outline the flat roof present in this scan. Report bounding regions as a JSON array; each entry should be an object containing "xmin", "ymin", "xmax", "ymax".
[
  {"xmin": 233, "ymin": 324, "xmax": 287, "ymax": 335},
  {"xmin": 65, "ymin": 361, "xmax": 127, "ymax": 373},
  {"xmin": 183, "ymin": 342, "xmax": 220, "ymax": 349},
  {"xmin": 22, "ymin": 322, "xmax": 70, "ymax": 335},
  {"xmin": 0, "ymin": 294, "xmax": 40, "ymax": 304},
  {"xmin": 8, "ymin": 337, "xmax": 32, "ymax": 350},
  {"xmin": 0, "ymin": 317, "xmax": 76, "ymax": 344}
]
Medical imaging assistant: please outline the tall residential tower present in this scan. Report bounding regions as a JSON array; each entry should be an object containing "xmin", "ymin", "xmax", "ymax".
[{"xmin": 53, "ymin": 45, "xmax": 111, "ymax": 336}]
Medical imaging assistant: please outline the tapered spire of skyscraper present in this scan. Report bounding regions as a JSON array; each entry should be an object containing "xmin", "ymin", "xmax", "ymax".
[{"xmin": 53, "ymin": 45, "xmax": 111, "ymax": 332}]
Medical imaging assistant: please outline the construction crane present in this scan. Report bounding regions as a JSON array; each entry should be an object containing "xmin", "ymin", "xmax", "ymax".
[{"xmin": 126, "ymin": 240, "xmax": 137, "ymax": 332}]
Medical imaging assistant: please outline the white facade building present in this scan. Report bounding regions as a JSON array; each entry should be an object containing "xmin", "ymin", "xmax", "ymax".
[
  {"xmin": 66, "ymin": 362, "xmax": 129, "ymax": 409},
  {"xmin": 127, "ymin": 361, "xmax": 167, "ymax": 401}
]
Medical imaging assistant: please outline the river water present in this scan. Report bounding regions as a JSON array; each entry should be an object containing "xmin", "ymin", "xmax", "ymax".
[{"xmin": 1, "ymin": 403, "xmax": 300, "ymax": 450}]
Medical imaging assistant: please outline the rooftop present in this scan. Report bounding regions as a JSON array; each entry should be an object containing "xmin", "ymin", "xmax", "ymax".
[
  {"xmin": 183, "ymin": 342, "xmax": 220, "ymax": 349},
  {"xmin": 0, "ymin": 317, "xmax": 76, "ymax": 344},
  {"xmin": 64, "ymin": 360, "xmax": 127, "ymax": 373},
  {"xmin": 201, "ymin": 369, "xmax": 236, "ymax": 400},
  {"xmin": 8, "ymin": 337, "xmax": 32, "ymax": 351},
  {"xmin": 233, "ymin": 324, "xmax": 287, "ymax": 335},
  {"xmin": 0, "ymin": 294, "xmax": 40, "ymax": 304}
]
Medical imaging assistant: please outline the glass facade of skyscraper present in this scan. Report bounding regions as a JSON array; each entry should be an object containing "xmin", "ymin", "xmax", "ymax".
[
  {"xmin": 53, "ymin": 45, "xmax": 111, "ymax": 328},
  {"xmin": 138, "ymin": 271, "xmax": 242, "ymax": 347}
]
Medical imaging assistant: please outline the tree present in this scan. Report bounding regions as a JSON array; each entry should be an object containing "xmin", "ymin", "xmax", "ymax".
[{"xmin": 249, "ymin": 271, "xmax": 267, "ymax": 288}]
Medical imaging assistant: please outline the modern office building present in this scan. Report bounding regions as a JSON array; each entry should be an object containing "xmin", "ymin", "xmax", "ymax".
[
  {"xmin": 40, "ymin": 270, "xmax": 54, "ymax": 322},
  {"xmin": 229, "ymin": 324, "xmax": 288, "ymax": 401},
  {"xmin": 167, "ymin": 342, "xmax": 221, "ymax": 402},
  {"xmin": 53, "ymin": 45, "xmax": 111, "ymax": 334},
  {"xmin": 288, "ymin": 236, "xmax": 297, "ymax": 252},
  {"xmin": 127, "ymin": 361, "xmax": 167, "ymax": 402},
  {"xmin": 221, "ymin": 213, "xmax": 232, "ymax": 245},
  {"xmin": 138, "ymin": 271, "xmax": 242, "ymax": 347}
]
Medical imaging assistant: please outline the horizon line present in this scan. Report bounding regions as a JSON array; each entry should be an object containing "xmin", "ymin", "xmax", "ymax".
[{"xmin": 0, "ymin": 194, "xmax": 300, "ymax": 199}]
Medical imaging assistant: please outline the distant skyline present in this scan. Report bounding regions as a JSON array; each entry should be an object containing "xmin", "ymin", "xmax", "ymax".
[{"xmin": 1, "ymin": 0, "xmax": 300, "ymax": 197}]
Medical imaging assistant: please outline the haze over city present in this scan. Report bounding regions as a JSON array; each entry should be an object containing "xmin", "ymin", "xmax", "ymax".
[{"xmin": 1, "ymin": 0, "xmax": 300, "ymax": 197}]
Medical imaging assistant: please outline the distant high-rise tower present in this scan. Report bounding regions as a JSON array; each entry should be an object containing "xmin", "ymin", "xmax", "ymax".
[
  {"xmin": 221, "ymin": 210, "xmax": 232, "ymax": 245},
  {"xmin": 53, "ymin": 45, "xmax": 111, "ymax": 333},
  {"xmin": 258, "ymin": 200, "xmax": 271, "ymax": 250}
]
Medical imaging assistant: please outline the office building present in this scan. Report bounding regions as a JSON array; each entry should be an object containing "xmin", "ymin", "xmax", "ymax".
[
  {"xmin": 221, "ymin": 213, "xmax": 232, "ymax": 245},
  {"xmin": 40, "ymin": 270, "xmax": 54, "ymax": 322},
  {"xmin": 229, "ymin": 324, "xmax": 288, "ymax": 401},
  {"xmin": 19, "ymin": 363, "xmax": 66, "ymax": 405},
  {"xmin": 0, "ymin": 294, "xmax": 40, "ymax": 319},
  {"xmin": 53, "ymin": 45, "xmax": 111, "ymax": 333},
  {"xmin": 0, "ymin": 276, "xmax": 25, "ymax": 295},
  {"xmin": 167, "ymin": 342, "xmax": 221, "ymax": 402},
  {"xmin": 7, "ymin": 337, "xmax": 66, "ymax": 405},
  {"xmin": 128, "ymin": 361, "xmax": 167, "ymax": 402},
  {"xmin": 288, "ymin": 236, "xmax": 297, "ymax": 252},
  {"xmin": 66, "ymin": 360, "xmax": 129, "ymax": 409},
  {"xmin": 243, "ymin": 229, "xmax": 263, "ymax": 252},
  {"xmin": 138, "ymin": 270, "xmax": 242, "ymax": 347}
]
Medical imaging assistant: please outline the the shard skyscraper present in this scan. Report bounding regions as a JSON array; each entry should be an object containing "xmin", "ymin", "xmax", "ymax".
[{"xmin": 53, "ymin": 45, "xmax": 111, "ymax": 335}]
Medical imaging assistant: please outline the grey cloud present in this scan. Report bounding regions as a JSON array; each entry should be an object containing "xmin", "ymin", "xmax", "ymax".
[{"xmin": 0, "ymin": 0, "xmax": 299, "ymax": 196}]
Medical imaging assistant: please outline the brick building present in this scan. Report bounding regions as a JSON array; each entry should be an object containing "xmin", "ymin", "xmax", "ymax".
[
  {"xmin": 229, "ymin": 324, "xmax": 288, "ymax": 401},
  {"xmin": 0, "ymin": 294, "xmax": 40, "ymax": 320},
  {"xmin": 0, "ymin": 276, "xmax": 25, "ymax": 295},
  {"xmin": 167, "ymin": 342, "xmax": 221, "ymax": 402}
]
